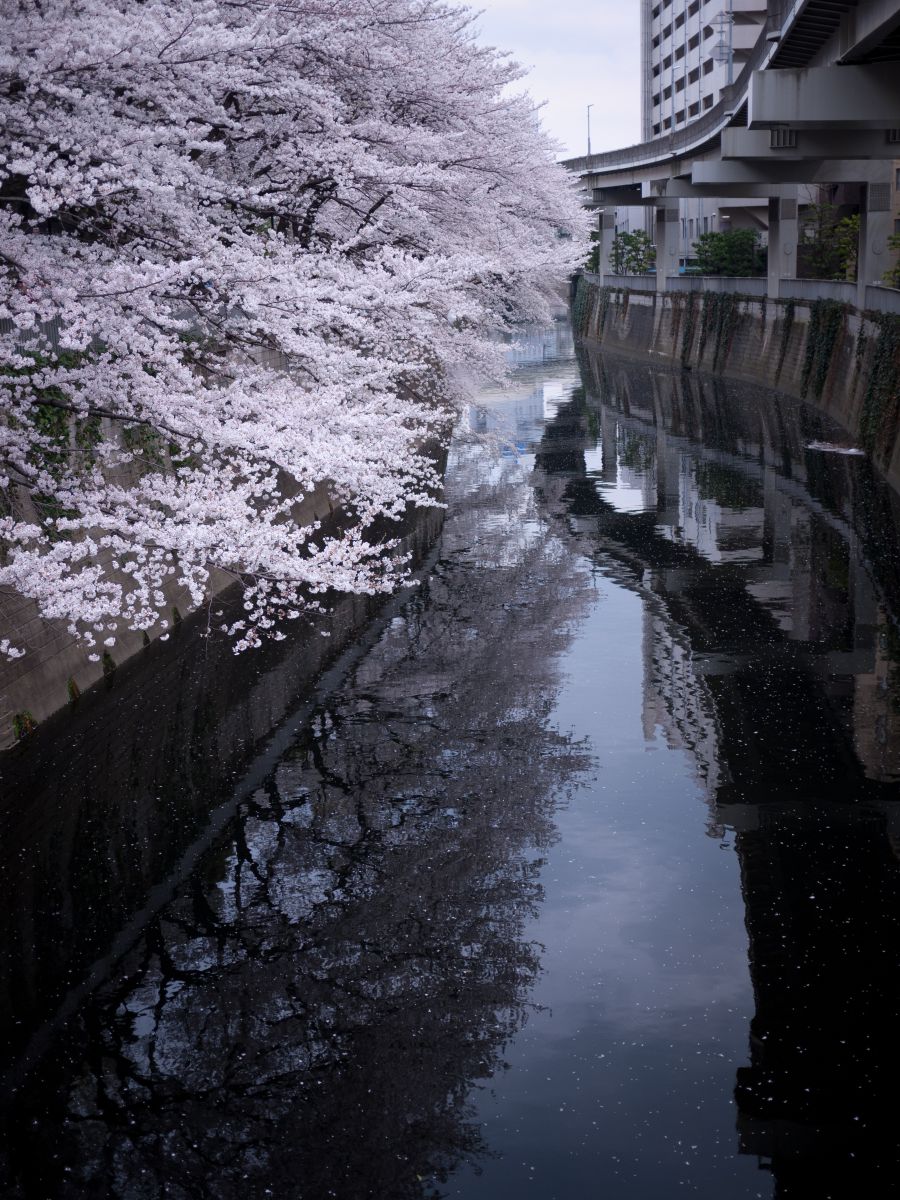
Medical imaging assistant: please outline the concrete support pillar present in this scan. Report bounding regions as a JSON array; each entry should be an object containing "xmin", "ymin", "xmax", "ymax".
[
  {"xmin": 766, "ymin": 195, "xmax": 798, "ymax": 301},
  {"xmin": 654, "ymin": 203, "xmax": 679, "ymax": 294},
  {"xmin": 598, "ymin": 209, "xmax": 616, "ymax": 282},
  {"xmin": 857, "ymin": 177, "xmax": 893, "ymax": 309}
]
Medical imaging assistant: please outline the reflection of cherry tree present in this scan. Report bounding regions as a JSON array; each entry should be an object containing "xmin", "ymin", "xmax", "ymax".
[{"xmin": 4, "ymin": 436, "xmax": 593, "ymax": 1199}]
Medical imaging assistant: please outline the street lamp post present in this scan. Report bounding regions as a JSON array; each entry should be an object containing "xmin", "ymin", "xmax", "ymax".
[
  {"xmin": 712, "ymin": 2, "xmax": 735, "ymax": 85},
  {"xmin": 587, "ymin": 103, "xmax": 594, "ymax": 158}
]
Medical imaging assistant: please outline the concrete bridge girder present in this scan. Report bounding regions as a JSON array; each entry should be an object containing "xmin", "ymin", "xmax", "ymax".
[
  {"xmin": 748, "ymin": 63, "xmax": 900, "ymax": 129},
  {"xmin": 692, "ymin": 158, "xmax": 891, "ymax": 186},
  {"xmin": 837, "ymin": 0, "xmax": 900, "ymax": 62},
  {"xmin": 722, "ymin": 128, "xmax": 900, "ymax": 161}
]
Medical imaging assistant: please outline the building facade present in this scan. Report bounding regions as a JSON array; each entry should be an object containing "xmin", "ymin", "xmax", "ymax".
[{"xmin": 622, "ymin": 1, "xmax": 770, "ymax": 259}]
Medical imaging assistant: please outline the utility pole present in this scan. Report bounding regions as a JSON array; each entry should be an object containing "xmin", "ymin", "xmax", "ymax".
[{"xmin": 587, "ymin": 103, "xmax": 593, "ymax": 158}]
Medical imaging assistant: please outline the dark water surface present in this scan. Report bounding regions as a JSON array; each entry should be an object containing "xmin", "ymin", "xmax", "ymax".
[{"xmin": 3, "ymin": 323, "xmax": 900, "ymax": 1198}]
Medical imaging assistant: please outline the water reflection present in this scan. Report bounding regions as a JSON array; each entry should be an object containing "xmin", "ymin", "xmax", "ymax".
[
  {"xmin": 3, "ymin": 325, "xmax": 900, "ymax": 1197},
  {"xmin": 0, "ymin": 349, "xmax": 594, "ymax": 1198},
  {"xmin": 550, "ymin": 345, "xmax": 900, "ymax": 1195}
]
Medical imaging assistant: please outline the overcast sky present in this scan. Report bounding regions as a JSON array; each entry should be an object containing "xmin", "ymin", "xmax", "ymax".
[{"xmin": 471, "ymin": 0, "xmax": 642, "ymax": 160}]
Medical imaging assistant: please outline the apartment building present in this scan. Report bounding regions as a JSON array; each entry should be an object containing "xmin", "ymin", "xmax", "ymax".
[
  {"xmin": 624, "ymin": 1, "xmax": 769, "ymax": 258},
  {"xmin": 642, "ymin": 0, "xmax": 766, "ymax": 141}
]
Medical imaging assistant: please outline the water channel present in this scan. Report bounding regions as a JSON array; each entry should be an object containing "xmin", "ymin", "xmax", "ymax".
[{"xmin": 3, "ymin": 321, "xmax": 900, "ymax": 1198}]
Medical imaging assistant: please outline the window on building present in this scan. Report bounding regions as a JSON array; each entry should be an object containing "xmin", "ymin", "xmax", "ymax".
[
  {"xmin": 703, "ymin": 94, "xmax": 714, "ymax": 110},
  {"xmin": 703, "ymin": 58, "xmax": 714, "ymax": 76},
  {"xmin": 689, "ymin": 218, "xmax": 694, "ymax": 237},
  {"xmin": 895, "ymin": 167, "xmax": 900, "ymax": 189},
  {"xmin": 703, "ymin": 216, "xmax": 709, "ymax": 234},
  {"xmin": 682, "ymin": 218, "xmax": 687, "ymax": 239}
]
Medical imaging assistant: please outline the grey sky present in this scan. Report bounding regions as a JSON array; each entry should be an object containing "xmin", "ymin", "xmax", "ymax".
[{"xmin": 472, "ymin": 1, "xmax": 641, "ymax": 160}]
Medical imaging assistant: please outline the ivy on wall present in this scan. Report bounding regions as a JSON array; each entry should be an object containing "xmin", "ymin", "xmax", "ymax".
[
  {"xmin": 859, "ymin": 312, "xmax": 900, "ymax": 453},
  {"xmin": 571, "ymin": 275, "xmax": 593, "ymax": 338},
  {"xmin": 775, "ymin": 298, "xmax": 795, "ymax": 383},
  {"xmin": 571, "ymin": 277, "xmax": 622, "ymax": 341},
  {"xmin": 680, "ymin": 295, "xmax": 699, "ymax": 367},
  {"xmin": 800, "ymin": 298, "xmax": 846, "ymax": 400},
  {"xmin": 697, "ymin": 291, "xmax": 741, "ymax": 370}
]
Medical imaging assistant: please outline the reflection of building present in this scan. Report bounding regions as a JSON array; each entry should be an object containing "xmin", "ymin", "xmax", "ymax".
[
  {"xmin": 641, "ymin": 605, "xmax": 724, "ymax": 831},
  {"xmin": 564, "ymin": 343, "xmax": 900, "ymax": 806},
  {"xmin": 853, "ymin": 607, "xmax": 900, "ymax": 783},
  {"xmin": 562, "ymin": 344, "xmax": 900, "ymax": 1193}
]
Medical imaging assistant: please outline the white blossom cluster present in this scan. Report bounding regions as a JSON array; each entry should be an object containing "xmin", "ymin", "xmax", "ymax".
[{"xmin": 0, "ymin": 0, "xmax": 588, "ymax": 655}]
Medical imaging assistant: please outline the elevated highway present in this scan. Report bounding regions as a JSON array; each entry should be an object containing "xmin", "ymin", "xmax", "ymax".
[{"xmin": 565, "ymin": 0, "xmax": 900, "ymax": 306}]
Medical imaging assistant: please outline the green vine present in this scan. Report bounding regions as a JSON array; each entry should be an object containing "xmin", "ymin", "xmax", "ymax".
[
  {"xmin": 12, "ymin": 710, "xmax": 37, "ymax": 740},
  {"xmin": 859, "ymin": 312, "xmax": 900, "ymax": 452},
  {"xmin": 800, "ymin": 298, "xmax": 846, "ymax": 399},
  {"xmin": 680, "ymin": 294, "xmax": 699, "ymax": 367},
  {"xmin": 775, "ymin": 298, "xmax": 795, "ymax": 382},
  {"xmin": 697, "ymin": 291, "xmax": 741, "ymax": 369},
  {"xmin": 571, "ymin": 276, "xmax": 592, "ymax": 338},
  {"xmin": 571, "ymin": 277, "xmax": 619, "ymax": 340}
]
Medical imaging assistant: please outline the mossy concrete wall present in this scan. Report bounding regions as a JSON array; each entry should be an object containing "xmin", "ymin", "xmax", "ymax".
[{"xmin": 571, "ymin": 278, "xmax": 900, "ymax": 494}]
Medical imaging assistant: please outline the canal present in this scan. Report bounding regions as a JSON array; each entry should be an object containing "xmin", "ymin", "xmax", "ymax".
[{"xmin": 3, "ymin": 320, "xmax": 900, "ymax": 1198}]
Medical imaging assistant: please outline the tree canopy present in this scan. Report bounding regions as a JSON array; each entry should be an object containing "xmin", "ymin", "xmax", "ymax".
[{"xmin": 0, "ymin": 0, "xmax": 586, "ymax": 655}]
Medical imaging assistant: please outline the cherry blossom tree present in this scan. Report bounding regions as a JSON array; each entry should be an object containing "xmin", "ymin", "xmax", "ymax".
[{"xmin": 0, "ymin": 0, "xmax": 587, "ymax": 654}]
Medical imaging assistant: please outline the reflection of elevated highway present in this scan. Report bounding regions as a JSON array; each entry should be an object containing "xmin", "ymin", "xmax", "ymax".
[
  {"xmin": 565, "ymin": 1, "xmax": 900, "ymax": 307},
  {"xmin": 533, "ymin": 342, "xmax": 900, "ymax": 1195},
  {"xmin": 531, "ymin": 346, "xmax": 900, "ymax": 805}
]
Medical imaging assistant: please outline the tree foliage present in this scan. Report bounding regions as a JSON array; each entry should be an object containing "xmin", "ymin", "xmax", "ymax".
[
  {"xmin": 611, "ymin": 230, "xmax": 655, "ymax": 276},
  {"xmin": 0, "ymin": 0, "xmax": 587, "ymax": 655},
  {"xmin": 883, "ymin": 233, "xmax": 900, "ymax": 289},
  {"xmin": 798, "ymin": 202, "xmax": 860, "ymax": 281},
  {"xmin": 693, "ymin": 229, "xmax": 765, "ymax": 277}
]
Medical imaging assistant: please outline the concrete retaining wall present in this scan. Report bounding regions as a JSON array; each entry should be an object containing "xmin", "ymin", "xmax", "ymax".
[{"xmin": 572, "ymin": 277, "xmax": 900, "ymax": 494}]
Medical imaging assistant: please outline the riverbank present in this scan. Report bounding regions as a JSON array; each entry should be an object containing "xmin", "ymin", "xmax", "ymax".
[{"xmin": 571, "ymin": 275, "xmax": 900, "ymax": 494}]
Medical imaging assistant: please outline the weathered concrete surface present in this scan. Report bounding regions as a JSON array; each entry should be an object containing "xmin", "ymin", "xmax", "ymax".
[{"xmin": 572, "ymin": 278, "xmax": 900, "ymax": 494}]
